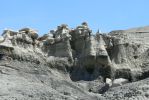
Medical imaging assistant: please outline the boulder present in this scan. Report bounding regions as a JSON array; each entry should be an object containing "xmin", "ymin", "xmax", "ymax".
[
  {"xmin": 106, "ymin": 78, "xmax": 112, "ymax": 86},
  {"xmin": 112, "ymin": 78, "xmax": 129, "ymax": 87}
]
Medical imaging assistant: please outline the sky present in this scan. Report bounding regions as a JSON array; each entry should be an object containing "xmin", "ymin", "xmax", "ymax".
[{"xmin": 0, "ymin": 0, "xmax": 149, "ymax": 35}]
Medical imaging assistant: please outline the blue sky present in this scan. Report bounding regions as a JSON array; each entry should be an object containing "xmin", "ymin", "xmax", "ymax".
[{"xmin": 0, "ymin": 0, "xmax": 149, "ymax": 35}]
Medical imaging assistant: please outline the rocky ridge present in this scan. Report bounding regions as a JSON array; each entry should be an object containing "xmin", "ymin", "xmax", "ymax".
[{"xmin": 0, "ymin": 22, "xmax": 149, "ymax": 100}]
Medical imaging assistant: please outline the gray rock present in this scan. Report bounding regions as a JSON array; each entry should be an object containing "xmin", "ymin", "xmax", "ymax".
[{"xmin": 112, "ymin": 78, "xmax": 129, "ymax": 87}]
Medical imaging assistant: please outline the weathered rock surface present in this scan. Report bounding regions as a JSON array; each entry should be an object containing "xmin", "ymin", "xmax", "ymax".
[
  {"xmin": 103, "ymin": 78, "xmax": 149, "ymax": 100},
  {"xmin": 0, "ymin": 23, "xmax": 149, "ymax": 100}
]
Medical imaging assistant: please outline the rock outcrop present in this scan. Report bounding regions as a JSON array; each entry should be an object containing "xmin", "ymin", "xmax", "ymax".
[{"xmin": 0, "ymin": 23, "xmax": 149, "ymax": 100}]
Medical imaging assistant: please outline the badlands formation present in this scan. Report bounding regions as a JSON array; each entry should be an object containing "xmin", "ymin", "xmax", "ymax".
[{"xmin": 0, "ymin": 22, "xmax": 149, "ymax": 100}]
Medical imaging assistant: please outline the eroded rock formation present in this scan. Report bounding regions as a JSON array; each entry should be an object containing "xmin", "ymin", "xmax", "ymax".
[{"xmin": 0, "ymin": 23, "xmax": 149, "ymax": 100}]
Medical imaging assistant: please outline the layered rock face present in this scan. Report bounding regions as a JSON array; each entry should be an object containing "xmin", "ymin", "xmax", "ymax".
[
  {"xmin": 0, "ymin": 23, "xmax": 149, "ymax": 100},
  {"xmin": 109, "ymin": 28, "xmax": 149, "ymax": 80}
]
